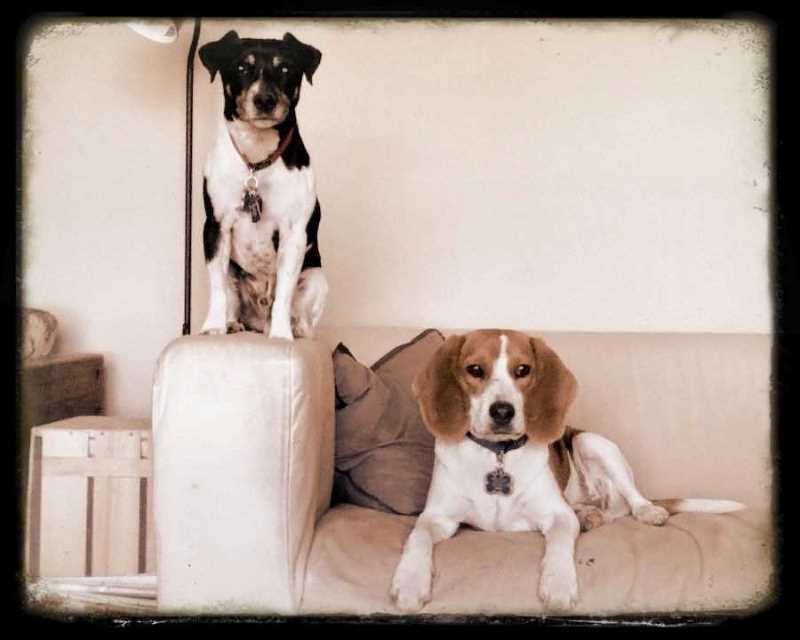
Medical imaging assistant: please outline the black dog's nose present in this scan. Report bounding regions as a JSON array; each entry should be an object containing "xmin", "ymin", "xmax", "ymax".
[
  {"xmin": 254, "ymin": 94, "xmax": 277, "ymax": 112},
  {"xmin": 489, "ymin": 401, "xmax": 515, "ymax": 426}
]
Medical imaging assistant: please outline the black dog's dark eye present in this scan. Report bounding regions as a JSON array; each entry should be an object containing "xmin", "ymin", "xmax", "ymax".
[
  {"xmin": 279, "ymin": 65, "xmax": 289, "ymax": 74},
  {"xmin": 514, "ymin": 364, "xmax": 531, "ymax": 379},
  {"xmin": 465, "ymin": 364, "xmax": 485, "ymax": 379}
]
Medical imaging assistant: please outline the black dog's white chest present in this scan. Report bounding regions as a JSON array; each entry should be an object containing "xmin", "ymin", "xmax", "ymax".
[
  {"xmin": 207, "ymin": 149, "xmax": 316, "ymax": 278},
  {"xmin": 230, "ymin": 215, "xmax": 280, "ymax": 277}
]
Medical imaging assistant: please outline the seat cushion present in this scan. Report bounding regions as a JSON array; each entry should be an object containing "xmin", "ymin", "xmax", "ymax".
[{"xmin": 300, "ymin": 504, "xmax": 774, "ymax": 616}]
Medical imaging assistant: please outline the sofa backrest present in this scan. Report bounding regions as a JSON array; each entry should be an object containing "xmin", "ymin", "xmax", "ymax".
[{"xmin": 317, "ymin": 327, "xmax": 772, "ymax": 511}]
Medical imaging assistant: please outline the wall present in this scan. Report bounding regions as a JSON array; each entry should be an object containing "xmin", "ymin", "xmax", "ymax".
[
  {"xmin": 191, "ymin": 18, "xmax": 771, "ymax": 336},
  {"xmin": 22, "ymin": 18, "xmax": 771, "ymax": 419},
  {"xmin": 22, "ymin": 19, "xmax": 187, "ymax": 417}
]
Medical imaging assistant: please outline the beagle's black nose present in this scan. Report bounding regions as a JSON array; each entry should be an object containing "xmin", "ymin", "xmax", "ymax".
[{"xmin": 489, "ymin": 401, "xmax": 515, "ymax": 426}]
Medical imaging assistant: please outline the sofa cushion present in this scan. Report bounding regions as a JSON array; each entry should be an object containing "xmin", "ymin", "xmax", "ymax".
[
  {"xmin": 332, "ymin": 329, "xmax": 444, "ymax": 515},
  {"xmin": 300, "ymin": 504, "xmax": 774, "ymax": 616}
]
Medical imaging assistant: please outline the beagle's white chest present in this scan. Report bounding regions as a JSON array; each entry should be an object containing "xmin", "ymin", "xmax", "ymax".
[{"xmin": 434, "ymin": 440, "xmax": 559, "ymax": 533}]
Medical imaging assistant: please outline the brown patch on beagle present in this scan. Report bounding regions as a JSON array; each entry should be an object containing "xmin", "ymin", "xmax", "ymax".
[
  {"xmin": 523, "ymin": 338, "xmax": 578, "ymax": 445},
  {"xmin": 548, "ymin": 440, "xmax": 571, "ymax": 491},
  {"xmin": 457, "ymin": 330, "xmax": 502, "ymax": 395},
  {"xmin": 548, "ymin": 426, "xmax": 583, "ymax": 491},
  {"xmin": 412, "ymin": 334, "xmax": 468, "ymax": 440}
]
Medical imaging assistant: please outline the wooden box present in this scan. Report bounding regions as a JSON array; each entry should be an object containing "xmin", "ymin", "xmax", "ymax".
[
  {"xmin": 21, "ymin": 353, "xmax": 104, "ymax": 429},
  {"xmin": 25, "ymin": 417, "xmax": 155, "ymax": 579}
]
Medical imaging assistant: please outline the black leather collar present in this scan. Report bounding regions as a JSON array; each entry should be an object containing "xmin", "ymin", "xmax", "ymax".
[{"xmin": 466, "ymin": 432, "xmax": 529, "ymax": 456}]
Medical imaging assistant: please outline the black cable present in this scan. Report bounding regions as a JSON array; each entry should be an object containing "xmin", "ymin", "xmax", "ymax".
[{"xmin": 183, "ymin": 18, "xmax": 201, "ymax": 336}]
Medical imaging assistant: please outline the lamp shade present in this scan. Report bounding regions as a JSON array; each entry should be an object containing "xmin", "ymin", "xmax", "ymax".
[{"xmin": 127, "ymin": 19, "xmax": 179, "ymax": 43}]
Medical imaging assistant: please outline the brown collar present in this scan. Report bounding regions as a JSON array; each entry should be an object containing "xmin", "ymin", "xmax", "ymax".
[{"xmin": 228, "ymin": 126, "xmax": 295, "ymax": 172}]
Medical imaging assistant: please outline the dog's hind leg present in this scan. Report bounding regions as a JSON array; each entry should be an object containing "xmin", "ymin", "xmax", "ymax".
[
  {"xmin": 291, "ymin": 268, "xmax": 328, "ymax": 338},
  {"xmin": 571, "ymin": 432, "xmax": 669, "ymax": 526}
]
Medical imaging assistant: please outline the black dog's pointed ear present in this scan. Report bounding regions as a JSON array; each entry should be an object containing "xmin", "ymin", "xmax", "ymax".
[
  {"xmin": 198, "ymin": 30, "xmax": 241, "ymax": 82},
  {"xmin": 282, "ymin": 32, "xmax": 322, "ymax": 85}
]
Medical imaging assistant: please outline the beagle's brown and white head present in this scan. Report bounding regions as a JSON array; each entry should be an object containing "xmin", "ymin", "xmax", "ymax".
[{"xmin": 412, "ymin": 330, "xmax": 577, "ymax": 444}]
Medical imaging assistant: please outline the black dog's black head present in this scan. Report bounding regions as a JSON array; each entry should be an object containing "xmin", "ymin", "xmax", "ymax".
[{"xmin": 199, "ymin": 31, "xmax": 321, "ymax": 128}]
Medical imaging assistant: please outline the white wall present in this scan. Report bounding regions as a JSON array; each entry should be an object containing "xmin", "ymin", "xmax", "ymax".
[
  {"xmin": 22, "ymin": 19, "xmax": 187, "ymax": 417},
  {"xmin": 23, "ymin": 18, "xmax": 771, "ymax": 419}
]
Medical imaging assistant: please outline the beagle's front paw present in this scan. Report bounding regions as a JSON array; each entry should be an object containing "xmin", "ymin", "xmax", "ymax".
[
  {"xmin": 390, "ymin": 563, "xmax": 432, "ymax": 613},
  {"xmin": 539, "ymin": 563, "xmax": 578, "ymax": 611}
]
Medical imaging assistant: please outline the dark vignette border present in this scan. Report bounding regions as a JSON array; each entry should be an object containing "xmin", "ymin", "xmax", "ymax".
[{"xmin": 10, "ymin": 2, "xmax": 795, "ymax": 633}]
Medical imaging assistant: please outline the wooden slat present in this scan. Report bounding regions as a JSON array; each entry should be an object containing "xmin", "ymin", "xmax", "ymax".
[
  {"xmin": 33, "ymin": 417, "xmax": 150, "ymax": 432},
  {"xmin": 24, "ymin": 435, "xmax": 43, "ymax": 579},
  {"xmin": 107, "ymin": 431, "xmax": 142, "ymax": 575},
  {"xmin": 88, "ymin": 432, "xmax": 112, "ymax": 576},
  {"xmin": 39, "ymin": 431, "xmax": 89, "ymax": 577},
  {"xmin": 144, "ymin": 436, "xmax": 156, "ymax": 574},
  {"xmin": 41, "ymin": 456, "xmax": 151, "ymax": 478}
]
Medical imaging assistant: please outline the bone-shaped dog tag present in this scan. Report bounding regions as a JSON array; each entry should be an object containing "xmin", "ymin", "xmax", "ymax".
[{"xmin": 485, "ymin": 468, "xmax": 514, "ymax": 495}]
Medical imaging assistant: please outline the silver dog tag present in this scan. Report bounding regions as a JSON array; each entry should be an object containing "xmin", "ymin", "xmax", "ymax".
[
  {"xmin": 242, "ymin": 173, "xmax": 262, "ymax": 223},
  {"xmin": 485, "ymin": 468, "xmax": 514, "ymax": 495},
  {"xmin": 485, "ymin": 452, "xmax": 514, "ymax": 495}
]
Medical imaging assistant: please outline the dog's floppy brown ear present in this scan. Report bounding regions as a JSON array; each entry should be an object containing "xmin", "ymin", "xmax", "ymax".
[
  {"xmin": 412, "ymin": 335, "xmax": 468, "ymax": 441},
  {"xmin": 524, "ymin": 338, "xmax": 578, "ymax": 444},
  {"xmin": 199, "ymin": 30, "xmax": 241, "ymax": 82},
  {"xmin": 282, "ymin": 32, "xmax": 322, "ymax": 84}
]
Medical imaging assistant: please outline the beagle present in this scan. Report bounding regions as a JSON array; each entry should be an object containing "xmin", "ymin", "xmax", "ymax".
[{"xmin": 390, "ymin": 330, "xmax": 745, "ymax": 612}]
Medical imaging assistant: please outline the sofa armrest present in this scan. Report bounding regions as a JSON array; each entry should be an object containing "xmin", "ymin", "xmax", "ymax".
[{"xmin": 152, "ymin": 334, "xmax": 335, "ymax": 615}]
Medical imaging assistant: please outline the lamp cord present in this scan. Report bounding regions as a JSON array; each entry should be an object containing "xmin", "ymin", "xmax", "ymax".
[{"xmin": 183, "ymin": 18, "xmax": 202, "ymax": 336}]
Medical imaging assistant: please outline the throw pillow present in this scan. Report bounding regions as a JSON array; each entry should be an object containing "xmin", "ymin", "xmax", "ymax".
[{"xmin": 332, "ymin": 329, "xmax": 444, "ymax": 515}]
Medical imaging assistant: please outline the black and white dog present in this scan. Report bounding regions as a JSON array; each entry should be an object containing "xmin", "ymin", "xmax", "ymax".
[{"xmin": 198, "ymin": 31, "xmax": 327, "ymax": 339}]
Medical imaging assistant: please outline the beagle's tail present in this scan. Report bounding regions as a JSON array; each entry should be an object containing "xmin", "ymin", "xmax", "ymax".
[{"xmin": 653, "ymin": 498, "xmax": 746, "ymax": 514}]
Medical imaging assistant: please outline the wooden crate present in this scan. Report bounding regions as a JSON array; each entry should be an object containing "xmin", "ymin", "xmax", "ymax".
[{"xmin": 25, "ymin": 417, "xmax": 154, "ymax": 579}]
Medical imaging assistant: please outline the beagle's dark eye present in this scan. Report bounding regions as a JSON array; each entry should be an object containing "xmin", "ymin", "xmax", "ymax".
[
  {"xmin": 465, "ymin": 364, "xmax": 485, "ymax": 379},
  {"xmin": 514, "ymin": 364, "xmax": 532, "ymax": 379}
]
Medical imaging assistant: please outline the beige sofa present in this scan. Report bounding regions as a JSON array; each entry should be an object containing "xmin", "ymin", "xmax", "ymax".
[{"xmin": 152, "ymin": 328, "xmax": 774, "ymax": 617}]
